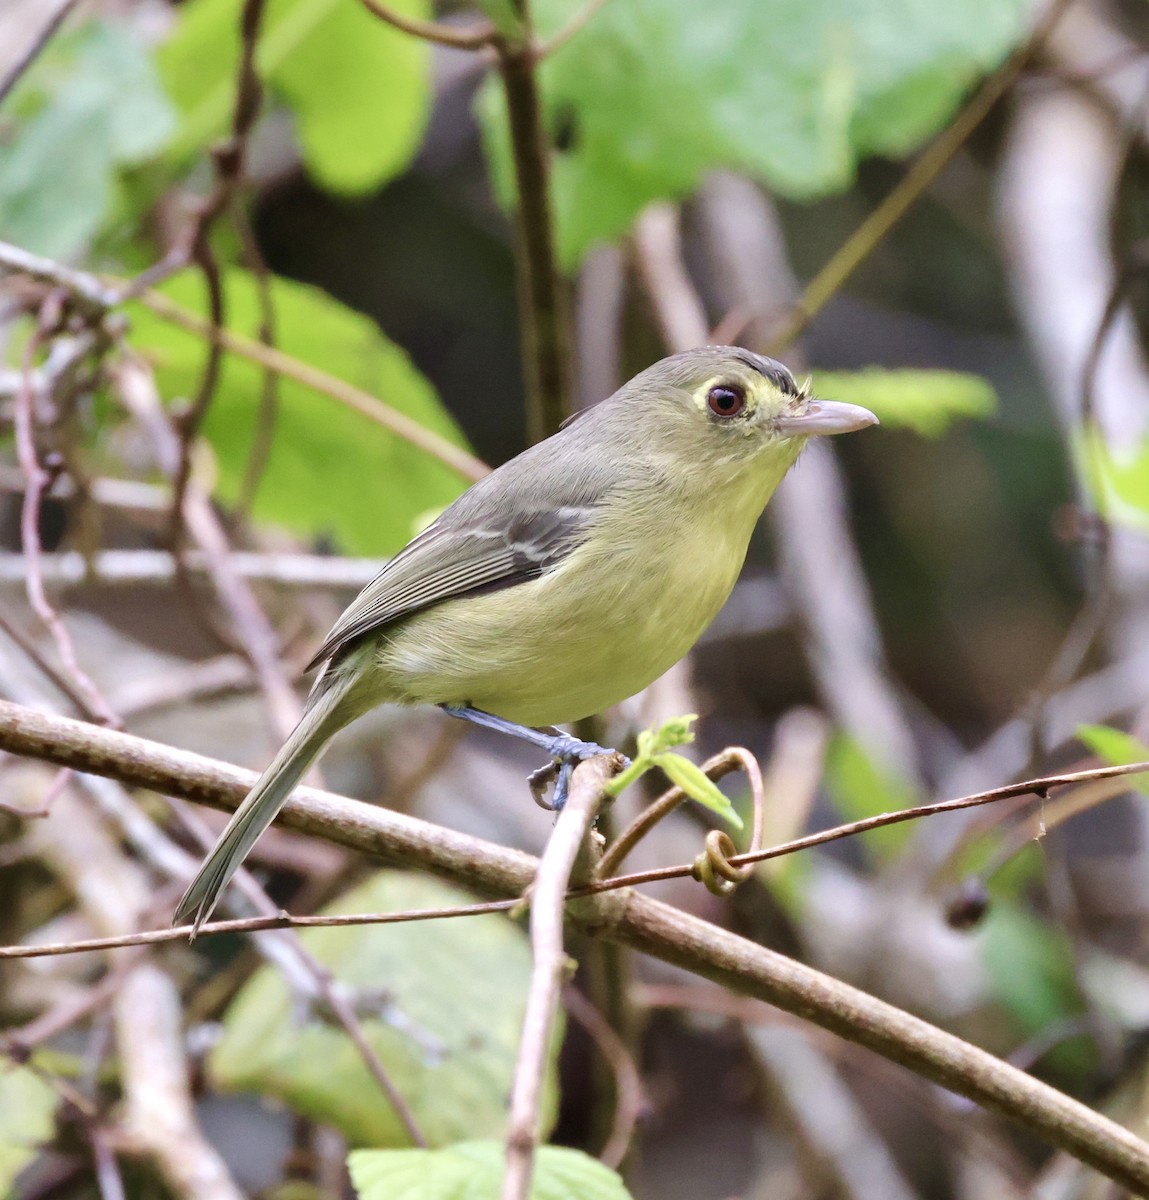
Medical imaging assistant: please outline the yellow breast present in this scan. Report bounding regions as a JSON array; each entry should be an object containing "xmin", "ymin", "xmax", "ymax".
[{"xmin": 378, "ymin": 456, "xmax": 792, "ymax": 726}]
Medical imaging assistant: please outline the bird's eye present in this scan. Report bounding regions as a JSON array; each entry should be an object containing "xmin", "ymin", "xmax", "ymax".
[{"xmin": 707, "ymin": 384, "xmax": 746, "ymax": 418}]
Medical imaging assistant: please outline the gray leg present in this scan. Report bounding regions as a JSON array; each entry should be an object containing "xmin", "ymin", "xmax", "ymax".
[{"xmin": 440, "ymin": 705, "xmax": 624, "ymax": 809}]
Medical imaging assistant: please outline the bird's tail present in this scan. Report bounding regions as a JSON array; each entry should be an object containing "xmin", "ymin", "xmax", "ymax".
[{"xmin": 173, "ymin": 675, "xmax": 353, "ymax": 935}]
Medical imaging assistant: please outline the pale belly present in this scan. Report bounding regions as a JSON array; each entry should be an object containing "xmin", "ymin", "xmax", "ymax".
[{"xmin": 375, "ymin": 519, "xmax": 748, "ymax": 727}]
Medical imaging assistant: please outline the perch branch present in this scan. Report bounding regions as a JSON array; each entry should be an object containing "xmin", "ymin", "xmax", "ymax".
[
  {"xmin": 3, "ymin": 702, "xmax": 1149, "ymax": 1191},
  {"xmin": 503, "ymin": 756, "xmax": 614, "ymax": 1199}
]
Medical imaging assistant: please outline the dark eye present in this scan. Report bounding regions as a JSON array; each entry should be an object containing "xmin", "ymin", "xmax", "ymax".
[{"xmin": 707, "ymin": 384, "xmax": 746, "ymax": 418}]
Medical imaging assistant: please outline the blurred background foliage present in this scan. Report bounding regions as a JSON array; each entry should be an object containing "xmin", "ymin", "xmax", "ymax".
[{"xmin": 4, "ymin": 0, "xmax": 1149, "ymax": 1195}]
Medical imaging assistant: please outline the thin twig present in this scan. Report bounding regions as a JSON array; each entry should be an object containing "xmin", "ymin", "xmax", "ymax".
[
  {"xmin": 5, "ymin": 703, "xmax": 1149, "ymax": 1190},
  {"xmin": 503, "ymin": 756, "xmax": 615, "ymax": 1200},
  {"xmin": 0, "ymin": 464, "xmax": 167, "ymax": 511},
  {"xmin": 562, "ymin": 986, "xmax": 644, "ymax": 1169},
  {"xmin": 0, "ymin": 238, "xmax": 488, "ymax": 482},
  {"xmin": 598, "ymin": 746, "xmax": 765, "ymax": 878},
  {"xmin": 357, "ymin": 0, "xmax": 494, "ymax": 49},
  {"xmin": 0, "ymin": 241, "xmax": 120, "ymax": 313},
  {"xmin": 0, "ymin": 548, "xmax": 391, "ymax": 589},
  {"xmin": 168, "ymin": 0, "xmax": 269, "ymax": 549},
  {"xmin": 13, "ymin": 320, "xmax": 120, "ymax": 728},
  {"xmin": 535, "ymin": 0, "xmax": 613, "ymax": 59},
  {"xmin": 0, "ymin": 609, "xmax": 110, "ymax": 720},
  {"xmin": 137, "ymin": 290, "xmax": 489, "ymax": 481},
  {"xmin": 0, "ymin": 900, "xmax": 521, "ymax": 960},
  {"xmin": 91, "ymin": 1131, "xmax": 128, "ymax": 1200},
  {"xmin": 0, "ymin": 0, "xmax": 81, "ymax": 107},
  {"xmin": 633, "ymin": 203, "xmax": 709, "ymax": 349},
  {"xmin": 114, "ymin": 965, "xmax": 246, "ymax": 1200},
  {"xmin": 765, "ymin": 0, "xmax": 1075, "ymax": 354},
  {"xmin": 231, "ymin": 201, "xmax": 280, "ymax": 518},
  {"xmin": 591, "ymin": 760, "xmax": 1149, "ymax": 893},
  {"xmin": 494, "ymin": 22, "xmax": 572, "ymax": 441}
]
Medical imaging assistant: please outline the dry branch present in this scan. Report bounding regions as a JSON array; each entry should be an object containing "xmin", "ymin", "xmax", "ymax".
[{"xmin": 3, "ymin": 700, "xmax": 1149, "ymax": 1191}]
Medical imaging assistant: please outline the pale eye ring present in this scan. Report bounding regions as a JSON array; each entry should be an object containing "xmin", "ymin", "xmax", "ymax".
[{"xmin": 707, "ymin": 383, "xmax": 746, "ymax": 418}]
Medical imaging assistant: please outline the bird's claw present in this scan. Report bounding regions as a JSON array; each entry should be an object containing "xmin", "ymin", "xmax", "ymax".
[{"xmin": 528, "ymin": 739, "xmax": 631, "ymax": 810}]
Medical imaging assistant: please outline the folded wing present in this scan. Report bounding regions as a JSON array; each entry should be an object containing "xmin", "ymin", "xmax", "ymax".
[{"xmin": 307, "ymin": 504, "xmax": 596, "ymax": 669}]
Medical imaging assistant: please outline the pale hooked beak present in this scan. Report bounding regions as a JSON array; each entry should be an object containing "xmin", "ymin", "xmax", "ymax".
[{"xmin": 775, "ymin": 399, "xmax": 879, "ymax": 437}]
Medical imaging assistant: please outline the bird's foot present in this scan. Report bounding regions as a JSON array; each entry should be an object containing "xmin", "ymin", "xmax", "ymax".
[
  {"xmin": 528, "ymin": 734, "xmax": 629, "ymax": 811},
  {"xmin": 438, "ymin": 705, "xmax": 627, "ymax": 810}
]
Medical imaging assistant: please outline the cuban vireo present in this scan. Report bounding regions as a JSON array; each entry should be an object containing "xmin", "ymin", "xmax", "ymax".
[{"xmin": 176, "ymin": 346, "xmax": 877, "ymax": 930}]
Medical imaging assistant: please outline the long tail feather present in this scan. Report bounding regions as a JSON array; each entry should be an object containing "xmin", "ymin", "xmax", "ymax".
[{"xmin": 174, "ymin": 678, "xmax": 352, "ymax": 935}]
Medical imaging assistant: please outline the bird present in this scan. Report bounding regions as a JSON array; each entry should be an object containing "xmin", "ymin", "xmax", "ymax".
[{"xmin": 174, "ymin": 346, "xmax": 877, "ymax": 932}]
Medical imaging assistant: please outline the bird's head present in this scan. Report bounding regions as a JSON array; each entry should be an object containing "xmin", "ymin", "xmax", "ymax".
[{"xmin": 632, "ymin": 346, "xmax": 877, "ymax": 460}]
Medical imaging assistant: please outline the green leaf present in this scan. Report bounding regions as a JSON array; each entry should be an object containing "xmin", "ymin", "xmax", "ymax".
[
  {"xmin": 657, "ymin": 753, "xmax": 743, "ymax": 830},
  {"xmin": 209, "ymin": 872, "xmax": 559, "ymax": 1146},
  {"xmin": 478, "ymin": 0, "xmax": 1029, "ymax": 265},
  {"xmin": 0, "ymin": 21, "xmax": 175, "ymax": 257},
  {"xmin": 159, "ymin": 0, "xmax": 431, "ymax": 193},
  {"xmin": 980, "ymin": 901, "xmax": 1084, "ymax": 1036},
  {"xmin": 126, "ymin": 268, "xmax": 469, "ymax": 554},
  {"xmin": 811, "ymin": 369, "xmax": 997, "ymax": 437},
  {"xmin": 1076, "ymin": 426, "xmax": 1149, "ymax": 531},
  {"xmin": 604, "ymin": 715, "xmax": 740, "ymax": 827},
  {"xmin": 1076, "ymin": 725, "xmax": 1149, "ymax": 796},
  {"xmin": 476, "ymin": 0, "xmax": 526, "ymax": 43},
  {"xmin": 823, "ymin": 733, "xmax": 918, "ymax": 861},
  {"xmin": 638, "ymin": 713, "xmax": 697, "ymax": 758},
  {"xmin": 0, "ymin": 1066, "xmax": 58, "ymax": 1196},
  {"xmin": 349, "ymin": 1142, "xmax": 633, "ymax": 1200},
  {"xmin": 608, "ymin": 714, "xmax": 700, "ymax": 795}
]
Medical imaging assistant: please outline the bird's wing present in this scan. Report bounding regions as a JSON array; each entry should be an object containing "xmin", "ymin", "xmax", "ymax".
[{"xmin": 306, "ymin": 504, "xmax": 596, "ymax": 669}]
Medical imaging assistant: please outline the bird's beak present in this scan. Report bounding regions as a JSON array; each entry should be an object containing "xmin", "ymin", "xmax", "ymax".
[{"xmin": 775, "ymin": 400, "xmax": 879, "ymax": 437}]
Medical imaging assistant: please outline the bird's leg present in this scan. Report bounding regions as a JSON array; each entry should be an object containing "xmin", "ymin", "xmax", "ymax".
[{"xmin": 439, "ymin": 705, "xmax": 625, "ymax": 810}]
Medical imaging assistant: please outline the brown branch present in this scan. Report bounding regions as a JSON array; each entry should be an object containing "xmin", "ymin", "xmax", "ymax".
[
  {"xmin": 766, "ymin": 0, "xmax": 1075, "ymax": 354},
  {"xmin": 0, "ymin": 0, "xmax": 82, "ymax": 107},
  {"xmin": 0, "ymin": 899, "xmax": 521, "ymax": 960},
  {"xmin": 13, "ymin": 318, "xmax": 120, "ymax": 728},
  {"xmin": 0, "ymin": 239, "xmax": 489, "ymax": 483},
  {"xmin": 598, "ymin": 746, "xmax": 765, "ymax": 878},
  {"xmin": 535, "ymin": 0, "xmax": 614, "ymax": 59},
  {"xmin": 4, "ymin": 703, "xmax": 1149, "ymax": 1189},
  {"xmin": 591, "ymin": 759, "xmax": 1149, "ymax": 894},
  {"xmin": 563, "ymin": 986, "xmax": 644, "ymax": 1169},
  {"xmin": 0, "ymin": 547, "xmax": 392, "ymax": 589},
  {"xmin": 231, "ymin": 201, "xmax": 280, "ymax": 517},
  {"xmin": 0, "ymin": 240, "xmax": 121, "ymax": 313},
  {"xmin": 494, "ymin": 26, "xmax": 572, "ymax": 441},
  {"xmin": 503, "ymin": 757, "xmax": 613, "ymax": 1199},
  {"xmin": 137, "ymin": 290, "xmax": 489, "ymax": 481},
  {"xmin": 0, "ymin": 609, "xmax": 108, "ymax": 720},
  {"xmin": 114, "ymin": 965, "xmax": 246, "ymax": 1200},
  {"xmin": 356, "ymin": 0, "xmax": 494, "ymax": 49},
  {"xmin": 167, "ymin": 0, "xmax": 269, "ymax": 548},
  {"xmin": 116, "ymin": 359, "xmax": 303, "ymax": 740}
]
